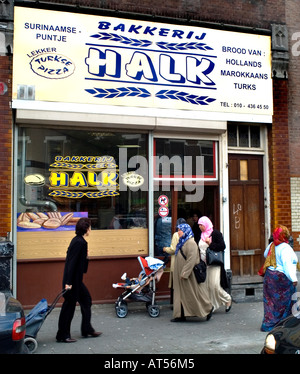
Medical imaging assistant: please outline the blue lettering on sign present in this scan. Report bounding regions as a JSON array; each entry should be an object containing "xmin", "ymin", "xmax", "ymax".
[
  {"xmin": 30, "ymin": 53, "xmax": 75, "ymax": 79},
  {"xmin": 97, "ymin": 21, "xmax": 207, "ymax": 40},
  {"xmin": 160, "ymin": 54, "xmax": 185, "ymax": 84},
  {"xmin": 85, "ymin": 48, "xmax": 121, "ymax": 78},
  {"xmin": 84, "ymin": 47, "xmax": 216, "ymax": 88},
  {"xmin": 125, "ymin": 52, "xmax": 158, "ymax": 82},
  {"xmin": 84, "ymin": 19, "xmax": 217, "ymax": 106}
]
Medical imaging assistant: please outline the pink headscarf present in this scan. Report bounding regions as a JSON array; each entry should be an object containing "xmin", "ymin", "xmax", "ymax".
[{"xmin": 198, "ymin": 216, "xmax": 213, "ymax": 241}]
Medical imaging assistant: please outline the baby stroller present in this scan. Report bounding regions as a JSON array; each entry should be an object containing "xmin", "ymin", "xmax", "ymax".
[
  {"xmin": 24, "ymin": 289, "xmax": 67, "ymax": 353},
  {"xmin": 113, "ymin": 256, "xmax": 167, "ymax": 318}
]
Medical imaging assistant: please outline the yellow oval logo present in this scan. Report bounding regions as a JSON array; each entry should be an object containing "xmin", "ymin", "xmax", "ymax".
[
  {"xmin": 30, "ymin": 53, "xmax": 75, "ymax": 79},
  {"xmin": 122, "ymin": 172, "xmax": 144, "ymax": 188}
]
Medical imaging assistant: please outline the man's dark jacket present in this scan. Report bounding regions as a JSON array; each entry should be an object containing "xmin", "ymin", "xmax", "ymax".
[{"xmin": 62, "ymin": 235, "xmax": 89, "ymax": 296}]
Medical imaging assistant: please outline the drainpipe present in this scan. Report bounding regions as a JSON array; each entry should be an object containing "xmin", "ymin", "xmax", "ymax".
[{"xmin": 19, "ymin": 195, "xmax": 57, "ymax": 212}]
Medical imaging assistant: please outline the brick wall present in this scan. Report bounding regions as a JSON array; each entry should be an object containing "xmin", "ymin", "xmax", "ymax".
[
  {"xmin": 0, "ymin": 55, "xmax": 12, "ymax": 237},
  {"xmin": 27, "ymin": 0, "xmax": 285, "ymax": 29},
  {"xmin": 269, "ymin": 78, "xmax": 292, "ymax": 242},
  {"xmin": 286, "ymin": 0, "xmax": 300, "ymax": 250},
  {"xmin": 287, "ymin": 0, "xmax": 300, "ymax": 176}
]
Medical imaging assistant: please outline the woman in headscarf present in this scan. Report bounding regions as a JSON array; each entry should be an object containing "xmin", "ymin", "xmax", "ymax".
[
  {"xmin": 261, "ymin": 224, "xmax": 299, "ymax": 332},
  {"xmin": 171, "ymin": 223, "xmax": 213, "ymax": 322},
  {"xmin": 198, "ymin": 216, "xmax": 232, "ymax": 312},
  {"xmin": 163, "ymin": 218, "xmax": 186, "ymax": 292}
]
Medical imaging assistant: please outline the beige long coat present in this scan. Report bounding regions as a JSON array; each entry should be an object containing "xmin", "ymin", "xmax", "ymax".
[
  {"xmin": 173, "ymin": 238, "xmax": 212, "ymax": 318},
  {"xmin": 163, "ymin": 232, "xmax": 179, "ymax": 288}
]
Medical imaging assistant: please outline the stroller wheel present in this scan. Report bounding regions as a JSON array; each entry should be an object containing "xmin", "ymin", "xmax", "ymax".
[
  {"xmin": 24, "ymin": 337, "xmax": 38, "ymax": 353},
  {"xmin": 147, "ymin": 304, "xmax": 160, "ymax": 318},
  {"xmin": 115, "ymin": 301, "xmax": 128, "ymax": 318}
]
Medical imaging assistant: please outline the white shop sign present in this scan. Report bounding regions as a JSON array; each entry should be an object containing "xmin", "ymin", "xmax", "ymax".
[{"xmin": 13, "ymin": 7, "xmax": 273, "ymax": 117}]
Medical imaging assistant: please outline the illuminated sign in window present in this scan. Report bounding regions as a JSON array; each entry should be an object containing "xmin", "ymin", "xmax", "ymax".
[{"xmin": 49, "ymin": 155, "xmax": 119, "ymax": 198}]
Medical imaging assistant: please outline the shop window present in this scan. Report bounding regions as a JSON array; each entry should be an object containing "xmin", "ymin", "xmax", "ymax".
[
  {"xmin": 17, "ymin": 128, "xmax": 148, "ymax": 232},
  {"xmin": 44, "ymin": 136, "xmax": 69, "ymax": 165},
  {"xmin": 228, "ymin": 124, "xmax": 261, "ymax": 148},
  {"xmin": 154, "ymin": 138, "xmax": 216, "ymax": 178}
]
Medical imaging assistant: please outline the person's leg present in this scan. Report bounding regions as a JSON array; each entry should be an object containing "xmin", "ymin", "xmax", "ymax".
[
  {"xmin": 78, "ymin": 283, "xmax": 102, "ymax": 337},
  {"xmin": 56, "ymin": 293, "xmax": 77, "ymax": 341}
]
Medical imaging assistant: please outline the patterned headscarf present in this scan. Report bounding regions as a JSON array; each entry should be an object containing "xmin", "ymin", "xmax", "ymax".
[
  {"xmin": 198, "ymin": 216, "xmax": 214, "ymax": 241},
  {"xmin": 263, "ymin": 225, "xmax": 290, "ymax": 273},
  {"xmin": 175, "ymin": 223, "xmax": 194, "ymax": 255},
  {"xmin": 272, "ymin": 225, "xmax": 290, "ymax": 246}
]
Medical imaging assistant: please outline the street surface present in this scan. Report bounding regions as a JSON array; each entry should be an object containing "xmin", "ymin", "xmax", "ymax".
[{"xmin": 30, "ymin": 300, "xmax": 265, "ymax": 355}]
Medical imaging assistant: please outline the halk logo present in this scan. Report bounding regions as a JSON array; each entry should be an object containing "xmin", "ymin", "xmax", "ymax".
[
  {"xmin": 30, "ymin": 53, "xmax": 75, "ymax": 79},
  {"xmin": 84, "ymin": 21, "xmax": 217, "ymax": 107}
]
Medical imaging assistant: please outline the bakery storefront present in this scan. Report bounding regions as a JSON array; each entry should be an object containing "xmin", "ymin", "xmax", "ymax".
[{"xmin": 12, "ymin": 6, "xmax": 273, "ymax": 307}]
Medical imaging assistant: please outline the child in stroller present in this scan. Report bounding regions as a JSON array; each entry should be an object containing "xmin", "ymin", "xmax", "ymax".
[{"xmin": 113, "ymin": 256, "xmax": 167, "ymax": 318}]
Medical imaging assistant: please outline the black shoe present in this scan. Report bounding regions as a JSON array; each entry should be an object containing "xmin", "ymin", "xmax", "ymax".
[
  {"xmin": 57, "ymin": 337, "xmax": 77, "ymax": 343},
  {"xmin": 82, "ymin": 331, "xmax": 102, "ymax": 338},
  {"xmin": 226, "ymin": 301, "xmax": 232, "ymax": 313},
  {"xmin": 206, "ymin": 307, "xmax": 214, "ymax": 321},
  {"xmin": 171, "ymin": 317, "xmax": 186, "ymax": 322}
]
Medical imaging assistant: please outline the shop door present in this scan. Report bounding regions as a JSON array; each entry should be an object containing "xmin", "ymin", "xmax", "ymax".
[
  {"xmin": 229, "ymin": 154, "xmax": 265, "ymax": 277},
  {"xmin": 154, "ymin": 185, "xmax": 219, "ymax": 256}
]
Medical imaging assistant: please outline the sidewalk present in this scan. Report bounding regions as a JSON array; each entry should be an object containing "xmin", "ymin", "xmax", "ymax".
[{"xmin": 31, "ymin": 300, "xmax": 266, "ymax": 354}]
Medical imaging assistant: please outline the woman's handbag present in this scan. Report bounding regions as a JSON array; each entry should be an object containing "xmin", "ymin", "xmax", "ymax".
[
  {"xmin": 193, "ymin": 260, "xmax": 207, "ymax": 283},
  {"xmin": 180, "ymin": 248, "xmax": 207, "ymax": 283},
  {"xmin": 206, "ymin": 248, "xmax": 224, "ymax": 266}
]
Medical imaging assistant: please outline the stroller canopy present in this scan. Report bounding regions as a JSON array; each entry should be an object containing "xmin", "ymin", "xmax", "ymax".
[{"xmin": 138, "ymin": 256, "xmax": 164, "ymax": 275}]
